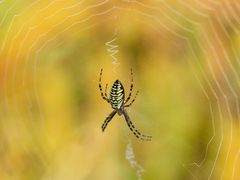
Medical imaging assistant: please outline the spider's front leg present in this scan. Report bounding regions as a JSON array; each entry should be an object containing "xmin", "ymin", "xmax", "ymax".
[
  {"xmin": 125, "ymin": 90, "xmax": 139, "ymax": 108},
  {"xmin": 104, "ymin": 83, "xmax": 108, "ymax": 98},
  {"xmin": 125, "ymin": 68, "xmax": 134, "ymax": 104},
  {"xmin": 99, "ymin": 68, "xmax": 110, "ymax": 103}
]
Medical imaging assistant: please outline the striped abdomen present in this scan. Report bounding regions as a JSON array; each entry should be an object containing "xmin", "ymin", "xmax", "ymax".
[{"xmin": 110, "ymin": 80, "xmax": 125, "ymax": 109}]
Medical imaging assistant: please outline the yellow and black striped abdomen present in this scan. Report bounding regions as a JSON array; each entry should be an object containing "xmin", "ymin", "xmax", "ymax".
[{"xmin": 110, "ymin": 80, "xmax": 125, "ymax": 109}]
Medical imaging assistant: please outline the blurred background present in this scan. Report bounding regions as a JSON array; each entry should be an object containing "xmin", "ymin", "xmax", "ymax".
[{"xmin": 0, "ymin": 0, "xmax": 240, "ymax": 179}]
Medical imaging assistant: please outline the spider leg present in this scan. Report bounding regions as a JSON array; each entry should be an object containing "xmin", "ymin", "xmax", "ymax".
[
  {"xmin": 125, "ymin": 90, "xmax": 139, "ymax": 108},
  {"xmin": 102, "ymin": 110, "xmax": 117, "ymax": 132},
  {"xmin": 125, "ymin": 68, "xmax": 134, "ymax": 104},
  {"xmin": 99, "ymin": 68, "xmax": 110, "ymax": 103},
  {"xmin": 122, "ymin": 109, "xmax": 152, "ymax": 141},
  {"xmin": 104, "ymin": 83, "xmax": 108, "ymax": 98}
]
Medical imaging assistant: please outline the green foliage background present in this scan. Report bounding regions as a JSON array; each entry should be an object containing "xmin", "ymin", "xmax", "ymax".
[{"xmin": 0, "ymin": 0, "xmax": 239, "ymax": 179}]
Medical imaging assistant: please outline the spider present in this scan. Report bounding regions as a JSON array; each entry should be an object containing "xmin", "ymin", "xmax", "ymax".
[{"xmin": 98, "ymin": 68, "xmax": 152, "ymax": 141}]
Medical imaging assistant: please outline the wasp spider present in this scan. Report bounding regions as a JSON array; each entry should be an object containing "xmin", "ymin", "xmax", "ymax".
[{"xmin": 98, "ymin": 68, "xmax": 152, "ymax": 141}]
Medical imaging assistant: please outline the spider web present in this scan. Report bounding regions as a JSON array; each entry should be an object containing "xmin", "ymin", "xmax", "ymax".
[
  {"xmin": 105, "ymin": 26, "xmax": 146, "ymax": 179},
  {"xmin": 0, "ymin": 0, "xmax": 240, "ymax": 179}
]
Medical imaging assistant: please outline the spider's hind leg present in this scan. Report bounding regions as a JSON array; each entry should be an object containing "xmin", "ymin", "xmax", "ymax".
[
  {"xmin": 102, "ymin": 110, "xmax": 117, "ymax": 132},
  {"xmin": 122, "ymin": 109, "xmax": 152, "ymax": 141}
]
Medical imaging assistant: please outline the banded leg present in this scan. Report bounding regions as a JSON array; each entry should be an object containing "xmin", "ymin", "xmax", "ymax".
[
  {"xmin": 99, "ymin": 68, "xmax": 109, "ymax": 102},
  {"xmin": 102, "ymin": 110, "xmax": 117, "ymax": 132},
  {"xmin": 123, "ymin": 109, "xmax": 152, "ymax": 141},
  {"xmin": 125, "ymin": 90, "xmax": 139, "ymax": 108},
  {"xmin": 104, "ymin": 83, "xmax": 108, "ymax": 98},
  {"xmin": 125, "ymin": 68, "xmax": 134, "ymax": 104}
]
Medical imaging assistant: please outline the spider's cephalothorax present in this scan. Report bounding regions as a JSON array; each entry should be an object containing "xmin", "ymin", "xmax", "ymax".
[{"xmin": 98, "ymin": 68, "xmax": 152, "ymax": 141}]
